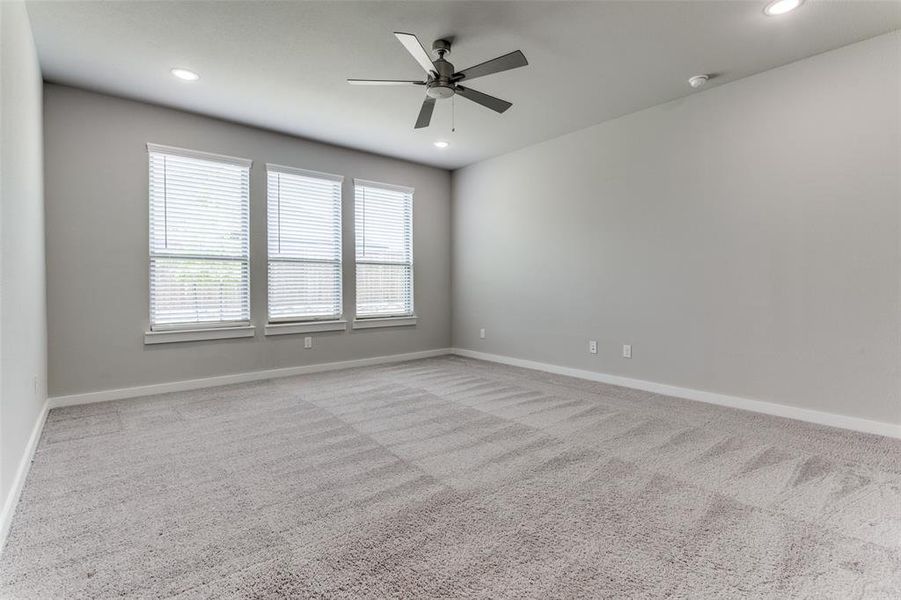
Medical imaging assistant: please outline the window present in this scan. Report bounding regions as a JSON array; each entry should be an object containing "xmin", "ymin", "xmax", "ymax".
[
  {"xmin": 148, "ymin": 144, "xmax": 251, "ymax": 330},
  {"xmin": 267, "ymin": 165, "xmax": 343, "ymax": 322},
  {"xmin": 354, "ymin": 180, "xmax": 414, "ymax": 319}
]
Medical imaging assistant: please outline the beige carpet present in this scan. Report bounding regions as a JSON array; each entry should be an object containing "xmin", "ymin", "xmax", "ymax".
[{"xmin": 1, "ymin": 356, "xmax": 900, "ymax": 598}]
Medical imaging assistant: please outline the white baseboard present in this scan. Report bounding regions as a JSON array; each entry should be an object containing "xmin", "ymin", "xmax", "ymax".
[
  {"xmin": 0, "ymin": 399, "xmax": 48, "ymax": 553},
  {"xmin": 451, "ymin": 348, "xmax": 901, "ymax": 440},
  {"xmin": 48, "ymin": 348, "xmax": 452, "ymax": 409}
]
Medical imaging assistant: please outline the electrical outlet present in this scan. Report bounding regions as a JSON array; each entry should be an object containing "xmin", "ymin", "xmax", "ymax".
[
  {"xmin": 304, "ymin": 336, "xmax": 313, "ymax": 349},
  {"xmin": 588, "ymin": 340, "xmax": 598, "ymax": 354},
  {"xmin": 622, "ymin": 344, "xmax": 632, "ymax": 359},
  {"xmin": 479, "ymin": 328, "xmax": 486, "ymax": 339}
]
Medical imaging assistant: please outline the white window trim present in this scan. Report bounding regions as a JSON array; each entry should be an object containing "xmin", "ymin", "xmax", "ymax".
[
  {"xmin": 353, "ymin": 178, "xmax": 414, "ymax": 195},
  {"xmin": 146, "ymin": 144, "xmax": 253, "ymax": 337},
  {"xmin": 267, "ymin": 163, "xmax": 344, "ymax": 182},
  {"xmin": 146, "ymin": 143, "xmax": 253, "ymax": 168},
  {"xmin": 265, "ymin": 320, "xmax": 348, "ymax": 336},
  {"xmin": 266, "ymin": 164, "xmax": 345, "ymax": 324},
  {"xmin": 353, "ymin": 178, "xmax": 415, "ymax": 319},
  {"xmin": 144, "ymin": 324, "xmax": 256, "ymax": 345},
  {"xmin": 351, "ymin": 316, "xmax": 418, "ymax": 330}
]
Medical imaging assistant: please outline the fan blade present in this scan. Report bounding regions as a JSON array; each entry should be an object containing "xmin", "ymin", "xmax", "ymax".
[
  {"xmin": 455, "ymin": 86, "xmax": 512, "ymax": 113},
  {"xmin": 347, "ymin": 79, "xmax": 425, "ymax": 85},
  {"xmin": 394, "ymin": 32, "xmax": 436, "ymax": 75},
  {"xmin": 454, "ymin": 50, "xmax": 528, "ymax": 82},
  {"xmin": 414, "ymin": 96, "xmax": 436, "ymax": 129}
]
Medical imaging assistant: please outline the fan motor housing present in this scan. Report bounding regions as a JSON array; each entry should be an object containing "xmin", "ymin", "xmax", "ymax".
[
  {"xmin": 427, "ymin": 55, "xmax": 456, "ymax": 99},
  {"xmin": 435, "ymin": 58, "xmax": 455, "ymax": 79}
]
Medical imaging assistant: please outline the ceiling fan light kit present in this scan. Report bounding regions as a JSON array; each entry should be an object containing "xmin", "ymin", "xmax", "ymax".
[{"xmin": 348, "ymin": 32, "xmax": 528, "ymax": 129}]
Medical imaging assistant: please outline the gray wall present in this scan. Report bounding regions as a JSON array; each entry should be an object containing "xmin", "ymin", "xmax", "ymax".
[
  {"xmin": 44, "ymin": 84, "xmax": 451, "ymax": 396},
  {"xmin": 0, "ymin": 1, "xmax": 47, "ymax": 512},
  {"xmin": 452, "ymin": 32, "xmax": 900, "ymax": 426}
]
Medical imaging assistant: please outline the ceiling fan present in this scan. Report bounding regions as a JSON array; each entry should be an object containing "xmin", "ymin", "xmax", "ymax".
[{"xmin": 348, "ymin": 32, "xmax": 528, "ymax": 129}]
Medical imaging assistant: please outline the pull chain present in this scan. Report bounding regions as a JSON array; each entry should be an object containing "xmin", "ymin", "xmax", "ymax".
[{"xmin": 452, "ymin": 94, "xmax": 456, "ymax": 133}]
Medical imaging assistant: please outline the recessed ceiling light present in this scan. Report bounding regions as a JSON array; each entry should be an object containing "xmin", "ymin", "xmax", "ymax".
[
  {"xmin": 433, "ymin": 141, "xmax": 449, "ymax": 149},
  {"xmin": 764, "ymin": 0, "xmax": 804, "ymax": 16},
  {"xmin": 170, "ymin": 68, "xmax": 200, "ymax": 81}
]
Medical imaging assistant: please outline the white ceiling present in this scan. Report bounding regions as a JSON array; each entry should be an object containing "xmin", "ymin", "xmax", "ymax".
[{"xmin": 26, "ymin": 1, "xmax": 901, "ymax": 169}]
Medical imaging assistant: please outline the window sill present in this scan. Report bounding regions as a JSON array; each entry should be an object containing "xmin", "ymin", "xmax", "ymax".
[
  {"xmin": 352, "ymin": 316, "xmax": 418, "ymax": 330},
  {"xmin": 144, "ymin": 324, "xmax": 256, "ymax": 345},
  {"xmin": 265, "ymin": 320, "xmax": 348, "ymax": 336}
]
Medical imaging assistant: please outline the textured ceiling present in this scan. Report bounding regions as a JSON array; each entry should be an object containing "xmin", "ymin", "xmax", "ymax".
[{"xmin": 26, "ymin": 1, "xmax": 901, "ymax": 169}]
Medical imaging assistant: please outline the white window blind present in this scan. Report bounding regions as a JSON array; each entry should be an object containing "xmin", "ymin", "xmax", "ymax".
[
  {"xmin": 354, "ymin": 179, "xmax": 414, "ymax": 318},
  {"xmin": 267, "ymin": 165, "xmax": 343, "ymax": 322},
  {"xmin": 148, "ymin": 144, "xmax": 251, "ymax": 329}
]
